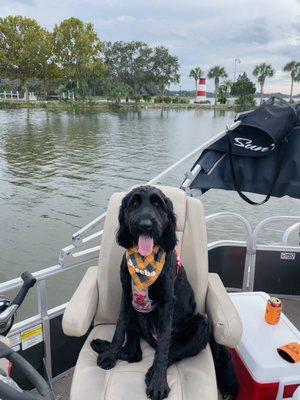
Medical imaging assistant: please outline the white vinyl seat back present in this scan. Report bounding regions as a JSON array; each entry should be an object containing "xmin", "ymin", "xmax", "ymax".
[{"xmin": 94, "ymin": 185, "xmax": 208, "ymax": 325}]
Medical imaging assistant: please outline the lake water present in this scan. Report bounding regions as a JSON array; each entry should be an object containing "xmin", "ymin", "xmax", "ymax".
[{"xmin": 0, "ymin": 108, "xmax": 299, "ymax": 313}]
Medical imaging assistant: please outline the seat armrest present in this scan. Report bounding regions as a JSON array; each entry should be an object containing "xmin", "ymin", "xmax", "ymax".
[
  {"xmin": 62, "ymin": 266, "xmax": 98, "ymax": 337},
  {"xmin": 206, "ymin": 273, "xmax": 243, "ymax": 348}
]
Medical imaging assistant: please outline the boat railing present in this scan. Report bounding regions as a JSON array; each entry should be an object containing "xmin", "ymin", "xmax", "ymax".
[
  {"xmin": 248, "ymin": 216, "xmax": 300, "ymax": 292},
  {"xmin": 281, "ymin": 223, "xmax": 300, "ymax": 245},
  {"xmin": 205, "ymin": 212, "xmax": 253, "ymax": 291}
]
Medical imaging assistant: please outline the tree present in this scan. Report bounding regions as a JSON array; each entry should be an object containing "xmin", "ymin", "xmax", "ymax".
[
  {"xmin": 208, "ymin": 65, "xmax": 228, "ymax": 105},
  {"xmin": 217, "ymin": 80, "xmax": 232, "ymax": 104},
  {"xmin": 53, "ymin": 18, "xmax": 105, "ymax": 98},
  {"xmin": 109, "ymin": 82, "xmax": 132, "ymax": 105},
  {"xmin": 85, "ymin": 60, "xmax": 109, "ymax": 97},
  {"xmin": 0, "ymin": 16, "xmax": 53, "ymax": 97},
  {"xmin": 151, "ymin": 46, "xmax": 180, "ymax": 94},
  {"xmin": 231, "ymin": 72, "xmax": 256, "ymax": 109},
  {"xmin": 104, "ymin": 41, "xmax": 180, "ymax": 95},
  {"xmin": 253, "ymin": 63, "xmax": 275, "ymax": 105},
  {"xmin": 283, "ymin": 61, "xmax": 300, "ymax": 103},
  {"xmin": 189, "ymin": 67, "xmax": 203, "ymax": 95},
  {"xmin": 35, "ymin": 29, "xmax": 61, "ymax": 97},
  {"xmin": 104, "ymin": 41, "xmax": 153, "ymax": 94}
]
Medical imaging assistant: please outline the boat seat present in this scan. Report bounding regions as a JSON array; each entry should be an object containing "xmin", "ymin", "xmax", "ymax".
[{"xmin": 62, "ymin": 185, "xmax": 242, "ymax": 400}]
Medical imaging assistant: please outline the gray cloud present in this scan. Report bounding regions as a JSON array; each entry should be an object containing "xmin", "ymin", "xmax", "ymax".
[
  {"xmin": 2, "ymin": 0, "xmax": 35, "ymax": 4},
  {"xmin": 232, "ymin": 18, "xmax": 271, "ymax": 45}
]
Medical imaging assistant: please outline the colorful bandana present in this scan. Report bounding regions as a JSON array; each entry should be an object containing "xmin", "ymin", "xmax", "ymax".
[
  {"xmin": 126, "ymin": 246, "xmax": 166, "ymax": 291},
  {"xmin": 131, "ymin": 282, "xmax": 156, "ymax": 313},
  {"xmin": 126, "ymin": 247, "xmax": 182, "ymax": 313}
]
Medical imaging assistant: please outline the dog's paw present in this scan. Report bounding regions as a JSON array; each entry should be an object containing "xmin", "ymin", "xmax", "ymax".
[
  {"xmin": 97, "ymin": 351, "xmax": 117, "ymax": 370},
  {"xmin": 145, "ymin": 366, "xmax": 154, "ymax": 387},
  {"xmin": 219, "ymin": 378, "xmax": 239, "ymax": 400},
  {"xmin": 146, "ymin": 371, "xmax": 170, "ymax": 400},
  {"xmin": 90, "ymin": 339, "xmax": 110, "ymax": 354},
  {"xmin": 119, "ymin": 345, "xmax": 142, "ymax": 363}
]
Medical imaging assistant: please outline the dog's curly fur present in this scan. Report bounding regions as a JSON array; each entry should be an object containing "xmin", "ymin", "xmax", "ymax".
[{"xmin": 91, "ymin": 185, "xmax": 239, "ymax": 400}]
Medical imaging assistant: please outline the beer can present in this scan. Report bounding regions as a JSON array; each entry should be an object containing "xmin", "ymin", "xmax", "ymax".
[{"xmin": 265, "ymin": 297, "xmax": 282, "ymax": 325}]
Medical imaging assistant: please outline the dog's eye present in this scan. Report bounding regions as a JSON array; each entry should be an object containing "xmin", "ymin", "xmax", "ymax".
[
  {"xmin": 130, "ymin": 194, "xmax": 141, "ymax": 208},
  {"xmin": 150, "ymin": 195, "xmax": 161, "ymax": 208}
]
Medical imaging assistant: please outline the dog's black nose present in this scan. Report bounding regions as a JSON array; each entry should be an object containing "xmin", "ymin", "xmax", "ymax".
[{"xmin": 139, "ymin": 219, "xmax": 152, "ymax": 231}]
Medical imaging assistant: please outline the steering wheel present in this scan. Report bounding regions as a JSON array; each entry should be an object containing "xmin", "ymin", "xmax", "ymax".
[{"xmin": 0, "ymin": 338, "xmax": 54, "ymax": 400}]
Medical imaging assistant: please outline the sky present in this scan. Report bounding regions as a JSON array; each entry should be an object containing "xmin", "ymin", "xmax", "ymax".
[{"xmin": 1, "ymin": 0, "xmax": 300, "ymax": 93}]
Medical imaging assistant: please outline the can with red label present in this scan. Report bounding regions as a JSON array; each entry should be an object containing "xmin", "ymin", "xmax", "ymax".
[{"xmin": 265, "ymin": 297, "xmax": 282, "ymax": 325}]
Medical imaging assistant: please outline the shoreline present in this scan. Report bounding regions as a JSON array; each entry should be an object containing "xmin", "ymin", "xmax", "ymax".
[{"xmin": 0, "ymin": 100, "xmax": 236, "ymax": 112}]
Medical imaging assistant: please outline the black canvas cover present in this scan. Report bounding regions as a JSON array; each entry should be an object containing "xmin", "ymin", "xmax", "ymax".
[{"xmin": 187, "ymin": 98, "xmax": 300, "ymax": 202}]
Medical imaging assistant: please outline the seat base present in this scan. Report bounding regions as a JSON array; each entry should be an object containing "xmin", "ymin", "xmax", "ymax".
[{"xmin": 70, "ymin": 325, "xmax": 218, "ymax": 400}]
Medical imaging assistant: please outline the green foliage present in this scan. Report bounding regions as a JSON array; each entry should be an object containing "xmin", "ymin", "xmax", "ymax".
[
  {"xmin": 253, "ymin": 63, "xmax": 274, "ymax": 104},
  {"xmin": 283, "ymin": 61, "xmax": 300, "ymax": 101},
  {"xmin": 0, "ymin": 82, "xmax": 10, "ymax": 92},
  {"xmin": 217, "ymin": 80, "xmax": 232, "ymax": 104},
  {"xmin": 53, "ymin": 18, "xmax": 106, "ymax": 98},
  {"xmin": 283, "ymin": 61, "xmax": 300, "ymax": 77},
  {"xmin": 142, "ymin": 93, "xmax": 152, "ymax": 103},
  {"xmin": 207, "ymin": 65, "xmax": 228, "ymax": 83},
  {"xmin": 231, "ymin": 73, "xmax": 256, "ymax": 109},
  {"xmin": 153, "ymin": 96, "xmax": 188, "ymax": 104},
  {"xmin": 152, "ymin": 46, "xmax": 180, "ymax": 94},
  {"xmin": 104, "ymin": 41, "xmax": 179, "ymax": 96},
  {"xmin": 132, "ymin": 94, "xmax": 142, "ymax": 103},
  {"xmin": 189, "ymin": 67, "xmax": 203, "ymax": 93},
  {"xmin": 253, "ymin": 63, "xmax": 275, "ymax": 84},
  {"xmin": 0, "ymin": 16, "xmax": 54, "ymax": 93},
  {"xmin": 208, "ymin": 65, "xmax": 228, "ymax": 104},
  {"xmin": 0, "ymin": 16, "xmax": 181, "ymax": 102},
  {"xmin": 189, "ymin": 67, "xmax": 203, "ymax": 80},
  {"xmin": 108, "ymin": 83, "xmax": 132, "ymax": 104}
]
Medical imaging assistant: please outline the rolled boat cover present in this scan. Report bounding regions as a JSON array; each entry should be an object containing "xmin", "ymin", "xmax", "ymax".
[
  {"xmin": 230, "ymin": 97, "xmax": 297, "ymax": 157},
  {"xmin": 189, "ymin": 101, "xmax": 300, "ymax": 199}
]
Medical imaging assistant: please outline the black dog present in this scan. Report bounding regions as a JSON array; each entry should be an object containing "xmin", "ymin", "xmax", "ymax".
[{"xmin": 91, "ymin": 186, "xmax": 238, "ymax": 400}]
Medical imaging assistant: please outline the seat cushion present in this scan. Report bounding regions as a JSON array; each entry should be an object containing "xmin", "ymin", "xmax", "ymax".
[{"xmin": 70, "ymin": 325, "xmax": 218, "ymax": 400}]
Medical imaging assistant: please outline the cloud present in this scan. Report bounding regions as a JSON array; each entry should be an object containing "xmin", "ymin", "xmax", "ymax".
[
  {"xmin": 7, "ymin": 0, "xmax": 35, "ymax": 3},
  {"xmin": 232, "ymin": 18, "xmax": 271, "ymax": 45}
]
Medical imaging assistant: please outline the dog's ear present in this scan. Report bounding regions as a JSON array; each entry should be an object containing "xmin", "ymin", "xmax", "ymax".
[
  {"xmin": 116, "ymin": 195, "xmax": 135, "ymax": 249},
  {"xmin": 160, "ymin": 196, "xmax": 177, "ymax": 251}
]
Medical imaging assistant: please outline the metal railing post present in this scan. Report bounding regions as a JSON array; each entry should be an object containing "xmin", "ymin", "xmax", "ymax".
[
  {"xmin": 37, "ymin": 280, "xmax": 52, "ymax": 381},
  {"xmin": 205, "ymin": 212, "xmax": 253, "ymax": 291}
]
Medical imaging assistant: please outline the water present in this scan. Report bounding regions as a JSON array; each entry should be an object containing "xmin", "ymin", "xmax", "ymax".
[{"xmin": 0, "ymin": 108, "xmax": 299, "ymax": 313}]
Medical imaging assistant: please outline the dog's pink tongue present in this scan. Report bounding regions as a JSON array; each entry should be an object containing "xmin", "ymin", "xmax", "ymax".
[{"xmin": 138, "ymin": 235, "xmax": 154, "ymax": 257}]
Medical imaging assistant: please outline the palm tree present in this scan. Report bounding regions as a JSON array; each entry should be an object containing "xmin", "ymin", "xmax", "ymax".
[
  {"xmin": 189, "ymin": 67, "xmax": 203, "ymax": 96},
  {"xmin": 283, "ymin": 61, "xmax": 300, "ymax": 102},
  {"xmin": 218, "ymin": 79, "xmax": 232, "ymax": 104},
  {"xmin": 253, "ymin": 63, "xmax": 275, "ymax": 105},
  {"xmin": 207, "ymin": 65, "xmax": 228, "ymax": 105},
  {"xmin": 223, "ymin": 79, "xmax": 233, "ymax": 91}
]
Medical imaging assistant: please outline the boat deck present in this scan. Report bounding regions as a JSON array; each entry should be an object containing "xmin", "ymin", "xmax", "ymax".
[{"xmin": 51, "ymin": 298, "xmax": 300, "ymax": 400}]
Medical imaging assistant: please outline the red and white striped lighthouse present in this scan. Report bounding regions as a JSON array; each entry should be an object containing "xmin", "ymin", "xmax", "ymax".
[{"xmin": 195, "ymin": 77, "xmax": 207, "ymax": 103}]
